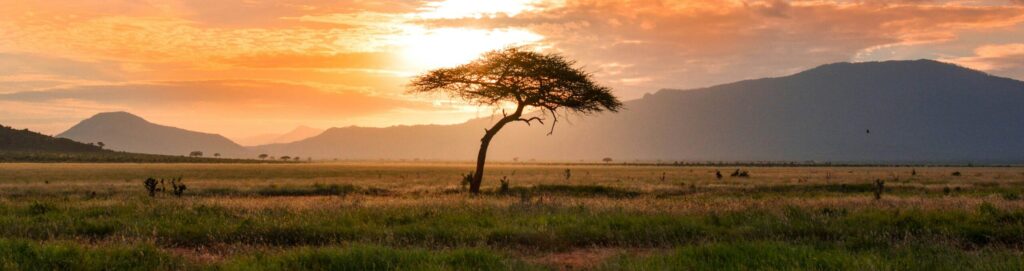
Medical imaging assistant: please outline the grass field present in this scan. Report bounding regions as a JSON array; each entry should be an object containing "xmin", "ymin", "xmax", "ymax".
[{"xmin": 0, "ymin": 162, "xmax": 1022, "ymax": 270}]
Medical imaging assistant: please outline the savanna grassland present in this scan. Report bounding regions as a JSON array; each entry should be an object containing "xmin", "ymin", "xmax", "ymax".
[{"xmin": 0, "ymin": 162, "xmax": 1022, "ymax": 270}]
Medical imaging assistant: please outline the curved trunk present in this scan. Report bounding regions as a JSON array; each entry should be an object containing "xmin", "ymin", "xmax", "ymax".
[
  {"xmin": 469, "ymin": 107, "xmax": 523, "ymax": 194},
  {"xmin": 469, "ymin": 130, "xmax": 497, "ymax": 193}
]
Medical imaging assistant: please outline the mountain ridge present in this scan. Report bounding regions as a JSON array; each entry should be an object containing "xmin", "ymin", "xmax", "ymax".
[
  {"xmin": 58, "ymin": 111, "xmax": 251, "ymax": 157},
  {"xmin": 52, "ymin": 59, "xmax": 1024, "ymax": 163},
  {"xmin": 256, "ymin": 59, "xmax": 1024, "ymax": 163}
]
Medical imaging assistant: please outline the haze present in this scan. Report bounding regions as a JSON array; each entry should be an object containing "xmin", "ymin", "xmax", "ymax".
[{"xmin": 1, "ymin": 0, "xmax": 1023, "ymax": 142}]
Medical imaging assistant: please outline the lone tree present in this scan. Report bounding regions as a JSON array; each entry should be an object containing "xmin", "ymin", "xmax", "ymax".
[{"xmin": 409, "ymin": 47, "xmax": 622, "ymax": 194}]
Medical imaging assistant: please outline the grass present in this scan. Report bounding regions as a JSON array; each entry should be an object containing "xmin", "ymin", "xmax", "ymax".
[
  {"xmin": 0, "ymin": 163, "xmax": 1022, "ymax": 270},
  {"xmin": 599, "ymin": 242, "xmax": 1024, "ymax": 271},
  {"xmin": 0, "ymin": 238, "xmax": 186, "ymax": 271}
]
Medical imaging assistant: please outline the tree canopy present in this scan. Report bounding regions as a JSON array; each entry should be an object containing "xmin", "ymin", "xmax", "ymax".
[
  {"xmin": 408, "ymin": 47, "xmax": 622, "ymax": 194},
  {"xmin": 409, "ymin": 47, "xmax": 622, "ymax": 133}
]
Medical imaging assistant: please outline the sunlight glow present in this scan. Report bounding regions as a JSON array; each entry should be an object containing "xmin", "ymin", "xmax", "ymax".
[
  {"xmin": 397, "ymin": 26, "xmax": 544, "ymax": 71},
  {"xmin": 415, "ymin": 0, "xmax": 546, "ymax": 19}
]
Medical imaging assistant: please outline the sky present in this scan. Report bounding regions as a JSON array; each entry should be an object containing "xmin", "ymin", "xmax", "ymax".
[{"xmin": 1, "ymin": 0, "xmax": 1022, "ymax": 141}]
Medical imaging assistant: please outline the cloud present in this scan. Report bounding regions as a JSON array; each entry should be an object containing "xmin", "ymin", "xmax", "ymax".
[
  {"xmin": 1, "ymin": 0, "xmax": 1023, "ymax": 136},
  {"xmin": 944, "ymin": 43, "xmax": 1024, "ymax": 77},
  {"xmin": 0, "ymin": 80, "xmax": 446, "ymax": 137},
  {"xmin": 418, "ymin": 0, "xmax": 1024, "ymax": 96},
  {"xmin": 0, "ymin": 80, "xmax": 425, "ymax": 116}
]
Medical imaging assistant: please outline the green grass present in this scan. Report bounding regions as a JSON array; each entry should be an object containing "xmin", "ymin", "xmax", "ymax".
[
  {"xmin": 600, "ymin": 242, "xmax": 1023, "ymax": 271},
  {"xmin": 0, "ymin": 239, "xmax": 187, "ymax": 271},
  {"xmin": 221, "ymin": 245, "xmax": 535, "ymax": 271},
  {"xmin": 0, "ymin": 163, "xmax": 1023, "ymax": 270},
  {"xmin": 0, "ymin": 198, "xmax": 1022, "ymax": 249}
]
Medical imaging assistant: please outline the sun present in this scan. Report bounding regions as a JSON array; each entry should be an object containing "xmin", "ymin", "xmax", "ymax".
[
  {"xmin": 397, "ymin": 26, "xmax": 544, "ymax": 71},
  {"xmin": 416, "ymin": 0, "xmax": 547, "ymax": 19},
  {"xmin": 393, "ymin": 0, "xmax": 548, "ymax": 71}
]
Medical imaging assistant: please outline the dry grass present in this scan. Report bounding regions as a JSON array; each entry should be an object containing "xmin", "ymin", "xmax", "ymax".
[{"xmin": 0, "ymin": 162, "xmax": 1021, "ymax": 270}]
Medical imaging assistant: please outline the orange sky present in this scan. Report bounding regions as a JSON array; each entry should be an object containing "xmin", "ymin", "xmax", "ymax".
[{"xmin": 1, "ymin": 0, "xmax": 1023, "ymax": 141}]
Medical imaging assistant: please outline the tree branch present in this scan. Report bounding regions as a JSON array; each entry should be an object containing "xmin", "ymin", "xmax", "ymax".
[
  {"xmin": 517, "ymin": 116, "xmax": 544, "ymax": 126},
  {"xmin": 546, "ymin": 108, "xmax": 559, "ymax": 135}
]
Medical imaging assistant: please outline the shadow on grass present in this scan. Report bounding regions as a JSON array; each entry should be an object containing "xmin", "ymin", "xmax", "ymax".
[
  {"xmin": 197, "ymin": 184, "xmax": 392, "ymax": 197},
  {"xmin": 482, "ymin": 184, "xmax": 642, "ymax": 198}
]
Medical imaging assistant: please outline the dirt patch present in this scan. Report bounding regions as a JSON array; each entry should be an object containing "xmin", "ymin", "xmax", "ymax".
[{"xmin": 529, "ymin": 248, "xmax": 624, "ymax": 270}]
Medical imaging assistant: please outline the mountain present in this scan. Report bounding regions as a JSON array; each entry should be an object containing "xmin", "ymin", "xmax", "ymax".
[
  {"xmin": 256, "ymin": 60, "xmax": 1024, "ymax": 163},
  {"xmin": 58, "ymin": 112, "xmax": 250, "ymax": 157},
  {"xmin": 0, "ymin": 124, "xmax": 268, "ymax": 163},
  {"xmin": 235, "ymin": 126, "xmax": 323, "ymax": 146},
  {"xmin": 1, "ymin": 124, "xmax": 104, "ymax": 152}
]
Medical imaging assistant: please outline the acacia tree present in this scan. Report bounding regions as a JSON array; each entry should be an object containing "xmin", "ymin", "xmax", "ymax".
[{"xmin": 409, "ymin": 47, "xmax": 622, "ymax": 194}]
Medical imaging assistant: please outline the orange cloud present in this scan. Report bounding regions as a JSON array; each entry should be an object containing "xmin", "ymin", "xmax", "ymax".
[
  {"xmin": 944, "ymin": 43, "xmax": 1024, "ymax": 74},
  {"xmin": 1, "ymin": 0, "xmax": 1023, "ymax": 137},
  {"xmin": 421, "ymin": 0, "xmax": 1024, "ymax": 94}
]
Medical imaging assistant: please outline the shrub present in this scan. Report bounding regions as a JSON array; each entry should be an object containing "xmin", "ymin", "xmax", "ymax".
[
  {"xmin": 874, "ymin": 179, "xmax": 885, "ymax": 200},
  {"xmin": 460, "ymin": 172, "xmax": 473, "ymax": 192},
  {"xmin": 171, "ymin": 177, "xmax": 187, "ymax": 197},
  {"xmin": 499, "ymin": 176, "xmax": 511, "ymax": 195},
  {"xmin": 143, "ymin": 178, "xmax": 158, "ymax": 197}
]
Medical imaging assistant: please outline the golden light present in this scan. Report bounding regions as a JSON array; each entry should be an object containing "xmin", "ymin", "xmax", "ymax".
[
  {"xmin": 396, "ymin": 26, "xmax": 544, "ymax": 71},
  {"xmin": 416, "ymin": 0, "xmax": 546, "ymax": 19}
]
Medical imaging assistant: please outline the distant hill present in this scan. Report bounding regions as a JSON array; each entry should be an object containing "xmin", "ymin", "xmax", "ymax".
[
  {"xmin": 255, "ymin": 60, "xmax": 1024, "ymax": 163},
  {"xmin": 0, "ymin": 124, "xmax": 262, "ymax": 163},
  {"xmin": 58, "ymin": 112, "xmax": 251, "ymax": 158},
  {"xmin": 235, "ymin": 125, "xmax": 323, "ymax": 146},
  {"xmin": 0, "ymin": 125, "xmax": 104, "ymax": 152}
]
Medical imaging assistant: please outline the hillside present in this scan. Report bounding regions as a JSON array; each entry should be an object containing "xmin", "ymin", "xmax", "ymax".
[
  {"xmin": 0, "ymin": 125, "xmax": 104, "ymax": 152},
  {"xmin": 255, "ymin": 60, "xmax": 1024, "ymax": 163},
  {"xmin": 235, "ymin": 126, "xmax": 323, "ymax": 146},
  {"xmin": 58, "ymin": 112, "xmax": 251, "ymax": 158},
  {"xmin": 0, "ymin": 125, "xmax": 263, "ymax": 163}
]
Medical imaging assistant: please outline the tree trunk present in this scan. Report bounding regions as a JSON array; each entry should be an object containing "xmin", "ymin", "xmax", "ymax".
[
  {"xmin": 469, "ymin": 131, "xmax": 497, "ymax": 194},
  {"xmin": 469, "ymin": 111, "xmax": 521, "ymax": 194}
]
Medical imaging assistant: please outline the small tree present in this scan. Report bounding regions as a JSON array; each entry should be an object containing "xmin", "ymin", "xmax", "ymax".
[
  {"xmin": 602, "ymin": 157, "xmax": 613, "ymax": 163},
  {"xmin": 213, "ymin": 153, "xmax": 221, "ymax": 158},
  {"xmin": 96, "ymin": 142, "xmax": 105, "ymax": 149},
  {"xmin": 258, "ymin": 154, "xmax": 268, "ymax": 160},
  {"xmin": 280, "ymin": 156, "xmax": 291, "ymax": 161},
  {"xmin": 409, "ymin": 47, "xmax": 621, "ymax": 194},
  {"xmin": 189, "ymin": 151, "xmax": 203, "ymax": 157}
]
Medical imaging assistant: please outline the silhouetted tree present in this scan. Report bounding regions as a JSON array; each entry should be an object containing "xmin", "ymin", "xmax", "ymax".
[
  {"xmin": 96, "ymin": 142, "xmax": 105, "ymax": 149},
  {"xmin": 258, "ymin": 154, "xmax": 268, "ymax": 160},
  {"xmin": 213, "ymin": 153, "xmax": 221, "ymax": 158},
  {"xmin": 409, "ymin": 47, "xmax": 622, "ymax": 194},
  {"xmin": 189, "ymin": 151, "xmax": 203, "ymax": 157},
  {"xmin": 280, "ymin": 156, "xmax": 291, "ymax": 161},
  {"xmin": 602, "ymin": 157, "xmax": 613, "ymax": 163}
]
